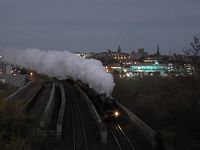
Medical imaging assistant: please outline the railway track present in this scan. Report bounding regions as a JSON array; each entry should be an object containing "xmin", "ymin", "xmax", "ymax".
[
  {"xmin": 107, "ymin": 117, "xmax": 155, "ymax": 150},
  {"xmin": 48, "ymin": 85, "xmax": 62, "ymax": 130},
  {"xmin": 70, "ymin": 89, "xmax": 88, "ymax": 150},
  {"xmin": 40, "ymin": 82, "xmax": 63, "ymax": 133},
  {"xmin": 104, "ymin": 107, "xmax": 157, "ymax": 150},
  {"xmin": 77, "ymin": 81, "xmax": 162, "ymax": 150},
  {"xmin": 72, "ymin": 80, "xmax": 157, "ymax": 150},
  {"xmin": 52, "ymin": 81, "xmax": 103, "ymax": 150},
  {"xmin": 117, "ymin": 118, "xmax": 153, "ymax": 150},
  {"xmin": 23, "ymin": 82, "xmax": 44, "ymax": 113},
  {"xmin": 8, "ymin": 79, "xmax": 159, "ymax": 150},
  {"xmin": 109, "ymin": 121, "xmax": 136, "ymax": 150},
  {"xmin": 27, "ymin": 81, "xmax": 53, "ymax": 118},
  {"xmin": 6, "ymin": 81, "xmax": 43, "ymax": 103},
  {"xmin": 5, "ymin": 80, "xmax": 51, "ymax": 117},
  {"xmin": 59, "ymin": 81, "xmax": 89, "ymax": 150}
]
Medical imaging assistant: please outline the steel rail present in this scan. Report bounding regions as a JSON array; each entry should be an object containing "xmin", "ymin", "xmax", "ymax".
[
  {"xmin": 116, "ymin": 101, "xmax": 158, "ymax": 149},
  {"xmin": 73, "ymin": 94, "xmax": 89, "ymax": 150},
  {"xmin": 23, "ymin": 83, "xmax": 43, "ymax": 112},
  {"xmin": 109, "ymin": 121, "xmax": 136, "ymax": 150},
  {"xmin": 110, "ymin": 128, "xmax": 123, "ymax": 150},
  {"xmin": 70, "ymin": 97, "xmax": 76, "ymax": 150},
  {"xmin": 5, "ymin": 81, "xmax": 32, "ymax": 101},
  {"xmin": 116, "ymin": 124, "xmax": 136, "ymax": 150},
  {"xmin": 67, "ymin": 84, "xmax": 89, "ymax": 150}
]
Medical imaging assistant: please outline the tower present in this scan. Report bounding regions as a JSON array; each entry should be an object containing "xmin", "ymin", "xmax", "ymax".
[
  {"xmin": 117, "ymin": 45, "xmax": 121, "ymax": 53},
  {"xmin": 156, "ymin": 44, "xmax": 160, "ymax": 56}
]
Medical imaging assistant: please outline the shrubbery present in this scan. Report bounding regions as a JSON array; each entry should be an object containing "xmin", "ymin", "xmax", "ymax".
[{"xmin": 0, "ymin": 83, "xmax": 39, "ymax": 150}]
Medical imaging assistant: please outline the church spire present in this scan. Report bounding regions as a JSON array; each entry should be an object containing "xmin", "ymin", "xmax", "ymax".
[
  {"xmin": 156, "ymin": 44, "xmax": 160, "ymax": 56},
  {"xmin": 117, "ymin": 45, "xmax": 121, "ymax": 53}
]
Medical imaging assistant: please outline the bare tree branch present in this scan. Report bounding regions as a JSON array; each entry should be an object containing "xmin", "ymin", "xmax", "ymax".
[{"xmin": 182, "ymin": 34, "xmax": 200, "ymax": 73}]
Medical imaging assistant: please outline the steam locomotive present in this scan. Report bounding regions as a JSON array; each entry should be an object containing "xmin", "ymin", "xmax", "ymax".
[
  {"xmin": 77, "ymin": 81, "xmax": 120, "ymax": 120},
  {"xmin": 97, "ymin": 94, "xmax": 120, "ymax": 120}
]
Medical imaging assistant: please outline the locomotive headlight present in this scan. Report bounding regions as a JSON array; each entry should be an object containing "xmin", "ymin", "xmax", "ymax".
[{"xmin": 114, "ymin": 111, "xmax": 119, "ymax": 117}]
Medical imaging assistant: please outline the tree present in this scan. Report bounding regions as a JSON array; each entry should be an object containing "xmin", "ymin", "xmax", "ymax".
[{"xmin": 182, "ymin": 35, "xmax": 200, "ymax": 73}]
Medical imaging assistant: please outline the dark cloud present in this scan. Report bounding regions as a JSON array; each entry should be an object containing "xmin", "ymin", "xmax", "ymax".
[{"xmin": 0, "ymin": 0, "xmax": 200, "ymax": 53}]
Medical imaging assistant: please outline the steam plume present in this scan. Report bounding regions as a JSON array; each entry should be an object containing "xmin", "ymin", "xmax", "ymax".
[{"xmin": 1, "ymin": 49, "xmax": 115, "ymax": 97}]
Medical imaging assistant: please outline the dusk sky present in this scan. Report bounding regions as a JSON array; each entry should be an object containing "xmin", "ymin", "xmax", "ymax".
[{"xmin": 0, "ymin": 0, "xmax": 200, "ymax": 54}]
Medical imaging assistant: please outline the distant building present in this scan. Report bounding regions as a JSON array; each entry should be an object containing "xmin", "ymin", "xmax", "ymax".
[
  {"xmin": 0, "ymin": 74, "xmax": 26, "ymax": 87},
  {"xmin": 0, "ymin": 56, "xmax": 26, "ymax": 87},
  {"xmin": 91, "ymin": 47, "xmax": 130, "ymax": 65},
  {"xmin": 0, "ymin": 62, "xmax": 12, "ymax": 75},
  {"xmin": 106, "ymin": 63, "xmax": 123, "ymax": 73},
  {"xmin": 138, "ymin": 48, "xmax": 145, "ymax": 54},
  {"xmin": 75, "ymin": 49, "xmax": 129, "ymax": 60},
  {"xmin": 130, "ymin": 48, "xmax": 148, "ymax": 60},
  {"xmin": 75, "ymin": 52, "xmax": 94, "ymax": 59},
  {"xmin": 0, "ymin": 63, "xmax": 6, "ymax": 75},
  {"xmin": 130, "ymin": 61, "xmax": 169, "ymax": 76},
  {"xmin": 144, "ymin": 57, "xmax": 163, "ymax": 64}
]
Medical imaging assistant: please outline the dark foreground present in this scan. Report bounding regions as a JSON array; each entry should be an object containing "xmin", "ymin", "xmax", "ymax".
[{"xmin": 113, "ymin": 77, "xmax": 200, "ymax": 150}]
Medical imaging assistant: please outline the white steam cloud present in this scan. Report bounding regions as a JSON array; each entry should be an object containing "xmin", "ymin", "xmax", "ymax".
[{"xmin": 1, "ymin": 49, "xmax": 115, "ymax": 97}]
